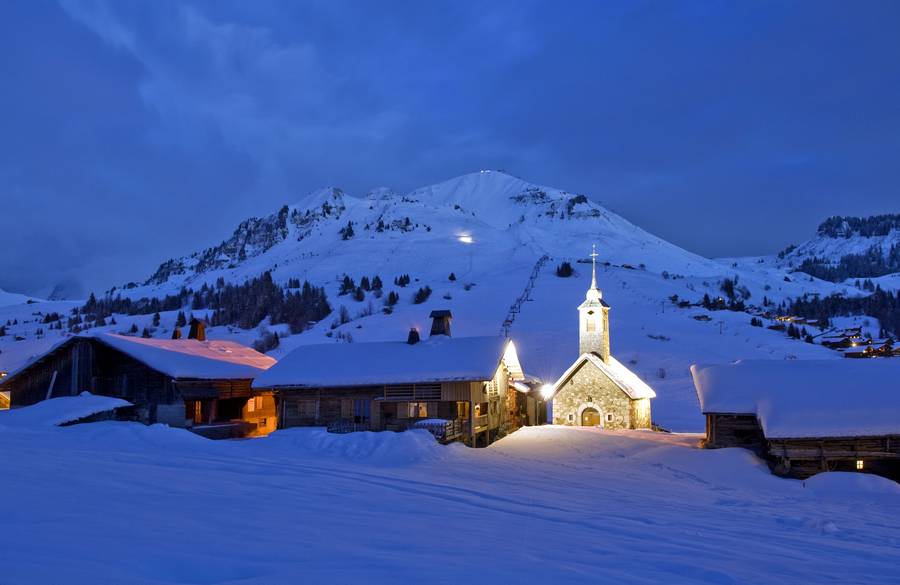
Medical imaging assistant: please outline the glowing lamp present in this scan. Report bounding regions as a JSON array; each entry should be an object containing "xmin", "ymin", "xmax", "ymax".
[
  {"xmin": 540, "ymin": 384, "xmax": 555, "ymax": 400},
  {"xmin": 458, "ymin": 234, "xmax": 474, "ymax": 244}
]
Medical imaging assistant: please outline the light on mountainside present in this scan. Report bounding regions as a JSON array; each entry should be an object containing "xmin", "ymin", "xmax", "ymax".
[{"xmin": 457, "ymin": 234, "xmax": 474, "ymax": 244}]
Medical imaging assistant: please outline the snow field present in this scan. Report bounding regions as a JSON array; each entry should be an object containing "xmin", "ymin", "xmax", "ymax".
[{"xmin": 0, "ymin": 416, "xmax": 896, "ymax": 585}]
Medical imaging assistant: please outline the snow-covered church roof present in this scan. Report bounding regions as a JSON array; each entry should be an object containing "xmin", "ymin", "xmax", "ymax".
[
  {"xmin": 93, "ymin": 333, "xmax": 276, "ymax": 380},
  {"xmin": 551, "ymin": 353, "xmax": 656, "ymax": 400},
  {"xmin": 253, "ymin": 335, "xmax": 519, "ymax": 389},
  {"xmin": 691, "ymin": 359, "xmax": 900, "ymax": 439}
]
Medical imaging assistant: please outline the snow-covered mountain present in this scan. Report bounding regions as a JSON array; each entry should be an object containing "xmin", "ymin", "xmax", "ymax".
[
  {"xmin": 768, "ymin": 215, "xmax": 900, "ymax": 283},
  {"xmin": 130, "ymin": 170, "xmax": 723, "ymax": 295},
  {"xmin": 1, "ymin": 171, "xmax": 872, "ymax": 430}
]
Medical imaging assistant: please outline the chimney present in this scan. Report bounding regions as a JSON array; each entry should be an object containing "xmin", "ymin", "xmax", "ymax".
[
  {"xmin": 188, "ymin": 317, "xmax": 206, "ymax": 341},
  {"xmin": 171, "ymin": 328, "xmax": 182, "ymax": 340},
  {"xmin": 429, "ymin": 310, "xmax": 452, "ymax": 337}
]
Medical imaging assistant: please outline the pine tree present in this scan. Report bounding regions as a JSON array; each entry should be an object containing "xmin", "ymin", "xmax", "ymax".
[
  {"xmin": 448, "ymin": 272, "xmax": 457, "ymax": 281},
  {"xmin": 385, "ymin": 291, "xmax": 399, "ymax": 307},
  {"xmin": 175, "ymin": 311, "xmax": 187, "ymax": 328},
  {"xmin": 371, "ymin": 275, "xmax": 383, "ymax": 290},
  {"xmin": 360, "ymin": 276, "xmax": 371, "ymax": 291},
  {"xmin": 129, "ymin": 323, "xmax": 139, "ymax": 335},
  {"xmin": 339, "ymin": 275, "xmax": 356, "ymax": 295},
  {"xmin": 555, "ymin": 262, "xmax": 574, "ymax": 278},
  {"xmin": 152, "ymin": 312, "xmax": 161, "ymax": 327},
  {"xmin": 413, "ymin": 286, "xmax": 432, "ymax": 304},
  {"xmin": 340, "ymin": 221, "xmax": 355, "ymax": 240},
  {"xmin": 352, "ymin": 287, "xmax": 365, "ymax": 302},
  {"xmin": 141, "ymin": 327, "xmax": 152, "ymax": 338}
]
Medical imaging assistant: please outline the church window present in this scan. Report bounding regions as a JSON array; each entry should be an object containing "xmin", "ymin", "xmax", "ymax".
[
  {"xmin": 567, "ymin": 413, "xmax": 574, "ymax": 422},
  {"xmin": 606, "ymin": 413, "xmax": 614, "ymax": 423},
  {"xmin": 586, "ymin": 318, "xmax": 596, "ymax": 332}
]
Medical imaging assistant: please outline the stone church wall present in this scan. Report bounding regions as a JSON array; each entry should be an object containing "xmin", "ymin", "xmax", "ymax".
[{"xmin": 552, "ymin": 362, "xmax": 632, "ymax": 429}]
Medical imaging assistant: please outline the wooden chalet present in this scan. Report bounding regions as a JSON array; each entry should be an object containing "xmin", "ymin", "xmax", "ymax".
[
  {"xmin": 252, "ymin": 310, "xmax": 534, "ymax": 447},
  {"xmin": 843, "ymin": 338, "xmax": 894, "ymax": 359},
  {"xmin": 692, "ymin": 359, "xmax": 900, "ymax": 481},
  {"xmin": 0, "ymin": 330, "xmax": 277, "ymax": 439}
]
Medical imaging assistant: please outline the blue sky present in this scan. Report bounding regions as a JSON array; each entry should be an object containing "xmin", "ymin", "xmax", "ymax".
[{"xmin": 2, "ymin": 0, "xmax": 899, "ymax": 295}]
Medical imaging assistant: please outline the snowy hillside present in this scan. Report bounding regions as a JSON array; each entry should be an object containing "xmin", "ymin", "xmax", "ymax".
[
  {"xmin": 1, "ymin": 171, "xmax": 866, "ymax": 430},
  {"xmin": 730, "ymin": 214, "xmax": 900, "ymax": 288},
  {"xmin": 0, "ymin": 287, "xmax": 33, "ymax": 308}
]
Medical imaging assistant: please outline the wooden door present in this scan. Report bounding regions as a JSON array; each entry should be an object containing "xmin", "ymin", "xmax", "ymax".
[{"xmin": 581, "ymin": 408, "xmax": 601, "ymax": 426}]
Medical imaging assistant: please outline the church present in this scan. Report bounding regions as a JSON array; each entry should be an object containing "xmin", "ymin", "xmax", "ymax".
[{"xmin": 548, "ymin": 248, "xmax": 656, "ymax": 429}]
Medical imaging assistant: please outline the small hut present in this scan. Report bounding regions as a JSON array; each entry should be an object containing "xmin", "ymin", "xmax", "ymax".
[{"xmin": 692, "ymin": 359, "xmax": 900, "ymax": 481}]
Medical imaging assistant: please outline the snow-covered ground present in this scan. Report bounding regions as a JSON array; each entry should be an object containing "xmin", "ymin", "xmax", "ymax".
[{"xmin": 0, "ymin": 410, "xmax": 896, "ymax": 584}]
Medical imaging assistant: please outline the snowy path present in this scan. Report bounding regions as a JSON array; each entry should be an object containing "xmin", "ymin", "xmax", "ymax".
[{"xmin": 0, "ymin": 422, "xmax": 897, "ymax": 585}]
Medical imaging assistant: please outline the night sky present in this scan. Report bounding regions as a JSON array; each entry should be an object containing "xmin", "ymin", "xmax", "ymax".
[{"xmin": 3, "ymin": 0, "xmax": 899, "ymax": 295}]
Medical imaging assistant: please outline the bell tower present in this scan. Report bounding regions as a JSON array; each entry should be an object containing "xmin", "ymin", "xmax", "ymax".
[{"xmin": 577, "ymin": 245, "xmax": 610, "ymax": 362}]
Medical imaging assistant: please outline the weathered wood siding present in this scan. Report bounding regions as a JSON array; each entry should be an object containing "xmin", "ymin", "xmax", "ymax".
[
  {"xmin": 280, "ymin": 387, "xmax": 383, "ymax": 428},
  {"xmin": 704, "ymin": 413, "xmax": 766, "ymax": 452},
  {"xmin": 767, "ymin": 435, "xmax": 900, "ymax": 481}
]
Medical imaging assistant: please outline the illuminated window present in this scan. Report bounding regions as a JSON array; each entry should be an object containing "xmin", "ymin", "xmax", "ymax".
[
  {"xmin": 856, "ymin": 460, "xmax": 864, "ymax": 470},
  {"xmin": 456, "ymin": 401, "xmax": 470, "ymax": 419},
  {"xmin": 407, "ymin": 402, "xmax": 428, "ymax": 418},
  {"xmin": 247, "ymin": 398, "xmax": 256, "ymax": 412}
]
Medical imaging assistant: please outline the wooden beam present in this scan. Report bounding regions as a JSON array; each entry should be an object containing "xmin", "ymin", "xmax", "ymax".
[{"xmin": 45, "ymin": 370, "xmax": 58, "ymax": 400}]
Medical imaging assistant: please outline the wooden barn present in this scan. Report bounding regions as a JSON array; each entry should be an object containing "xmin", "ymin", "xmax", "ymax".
[
  {"xmin": 252, "ymin": 310, "xmax": 533, "ymax": 447},
  {"xmin": 692, "ymin": 359, "xmax": 900, "ymax": 481},
  {"xmin": 0, "ymin": 331, "xmax": 277, "ymax": 438}
]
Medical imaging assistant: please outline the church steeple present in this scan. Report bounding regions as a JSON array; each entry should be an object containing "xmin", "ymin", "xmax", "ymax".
[{"xmin": 577, "ymin": 245, "xmax": 610, "ymax": 362}]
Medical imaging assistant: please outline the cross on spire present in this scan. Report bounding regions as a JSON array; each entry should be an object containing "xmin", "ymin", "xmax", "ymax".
[{"xmin": 590, "ymin": 244, "xmax": 599, "ymax": 290}]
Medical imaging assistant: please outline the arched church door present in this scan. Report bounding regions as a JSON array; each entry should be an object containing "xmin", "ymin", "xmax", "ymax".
[{"xmin": 581, "ymin": 407, "xmax": 601, "ymax": 426}]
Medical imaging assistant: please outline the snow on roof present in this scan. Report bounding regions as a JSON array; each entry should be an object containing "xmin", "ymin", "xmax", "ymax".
[
  {"xmin": 0, "ymin": 392, "xmax": 131, "ymax": 428},
  {"xmin": 93, "ymin": 333, "xmax": 276, "ymax": 380},
  {"xmin": 253, "ymin": 336, "xmax": 516, "ymax": 389},
  {"xmin": 692, "ymin": 359, "xmax": 900, "ymax": 439},
  {"xmin": 551, "ymin": 353, "xmax": 656, "ymax": 400}
]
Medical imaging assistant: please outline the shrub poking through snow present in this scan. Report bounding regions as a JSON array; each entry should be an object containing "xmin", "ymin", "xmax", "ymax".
[{"xmin": 556, "ymin": 262, "xmax": 574, "ymax": 278}]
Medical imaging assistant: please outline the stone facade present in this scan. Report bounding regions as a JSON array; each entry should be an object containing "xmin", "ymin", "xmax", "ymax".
[{"xmin": 552, "ymin": 361, "xmax": 638, "ymax": 429}]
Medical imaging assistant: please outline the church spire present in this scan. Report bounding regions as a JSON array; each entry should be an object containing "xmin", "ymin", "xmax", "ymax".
[
  {"xmin": 578, "ymin": 244, "xmax": 610, "ymax": 362},
  {"xmin": 585, "ymin": 244, "xmax": 602, "ymax": 302}
]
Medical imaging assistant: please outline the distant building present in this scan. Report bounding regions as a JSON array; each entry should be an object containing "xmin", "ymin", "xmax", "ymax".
[
  {"xmin": 0, "ymin": 332, "xmax": 276, "ymax": 438},
  {"xmin": 546, "ymin": 247, "xmax": 655, "ymax": 429},
  {"xmin": 692, "ymin": 359, "xmax": 900, "ymax": 481},
  {"xmin": 252, "ymin": 310, "xmax": 538, "ymax": 447}
]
